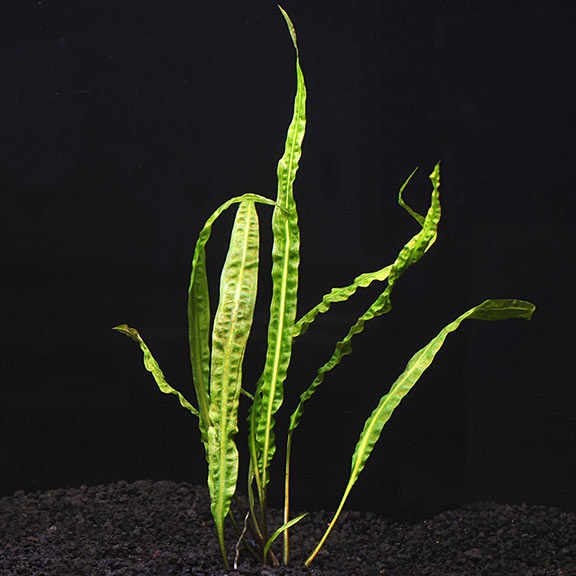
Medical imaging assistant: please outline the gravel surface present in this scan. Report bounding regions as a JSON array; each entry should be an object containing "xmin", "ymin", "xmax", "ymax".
[{"xmin": 1, "ymin": 479, "xmax": 574, "ymax": 575}]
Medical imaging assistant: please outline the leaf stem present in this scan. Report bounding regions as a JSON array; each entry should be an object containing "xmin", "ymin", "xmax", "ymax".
[
  {"xmin": 283, "ymin": 429, "xmax": 294, "ymax": 564},
  {"xmin": 305, "ymin": 482, "xmax": 353, "ymax": 566}
]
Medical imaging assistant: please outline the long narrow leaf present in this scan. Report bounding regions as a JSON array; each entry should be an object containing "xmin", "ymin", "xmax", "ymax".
[
  {"xmin": 284, "ymin": 166, "xmax": 440, "ymax": 561},
  {"xmin": 207, "ymin": 201, "xmax": 260, "ymax": 567},
  {"xmin": 188, "ymin": 192, "xmax": 277, "ymax": 448},
  {"xmin": 112, "ymin": 325, "xmax": 199, "ymax": 416},
  {"xmin": 285, "ymin": 165, "xmax": 440, "ymax": 560},
  {"xmin": 398, "ymin": 167, "xmax": 424, "ymax": 225},
  {"xmin": 305, "ymin": 298, "xmax": 535, "ymax": 566},
  {"xmin": 262, "ymin": 512, "xmax": 308, "ymax": 562},
  {"xmin": 293, "ymin": 266, "xmax": 392, "ymax": 338},
  {"xmin": 289, "ymin": 163, "xmax": 441, "ymax": 434},
  {"xmin": 251, "ymin": 7, "xmax": 306, "ymax": 496},
  {"xmin": 293, "ymin": 168, "xmax": 423, "ymax": 339}
]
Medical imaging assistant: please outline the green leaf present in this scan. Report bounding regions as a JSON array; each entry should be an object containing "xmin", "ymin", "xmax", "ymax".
[
  {"xmin": 387, "ymin": 162, "xmax": 440, "ymax": 289},
  {"xmin": 251, "ymin": 6, "xmax": 306, "ymax": 493},
  {"xmin": 112, "ymin": 325, "xmax": 199, "ymax": 417},
  {"xmin": 293, "ymin": 167, "xmax": 424, "ymax": 339},
  {"xmin": 207, "ymin": 201, "xmax": 260, "ymax": 567},
  {"xmin": 304, "ymin": 298, "xmax": 535, "ymax": 566},
  {"xmin": 289, "ymin": 164, "xmax": 441, "ymax": 434},
  {"xmin": 397, "ymin": 167, "xmax": 424, "ymax": 225},
  {"xmin": 293, "ymin": 266, "xmax": 392, "ymax": 338},
  {"xmin": 262, "ymin": 512, "xmax": 308, "ymax": 562},
  {"xmin": 351, "ymin": 299, "xmax": 534, "ymax": 484},
  {"xmin": 188, "ymin": 192, "xmax": 277, "ymax": 448}
]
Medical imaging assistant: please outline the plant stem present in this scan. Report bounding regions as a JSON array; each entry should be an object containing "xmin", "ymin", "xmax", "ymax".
[
  {"xmin": 283, "ymin": 429, "xmax": 294, "ymax": 564},
  {"xmin": 216, "ymin": 526, "xmax": 230, "ymax": 569},
  {"xmin": 304, "ymin": 482, "xmax": 353, "ymax": 567},
  {"xmin": 259, "ymin": 488, "xmax": 269, "ymax": 560}
]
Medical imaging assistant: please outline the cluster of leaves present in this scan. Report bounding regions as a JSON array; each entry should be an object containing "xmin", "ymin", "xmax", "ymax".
[{"xmin": 114, "ymin": 7, "xmax": 534, "ymax": 569}]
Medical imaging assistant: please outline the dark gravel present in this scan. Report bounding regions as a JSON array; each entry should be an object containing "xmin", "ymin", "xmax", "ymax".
[{"xmin": 1, "ymin": 479, "xmax": 574, "ymax": 575}]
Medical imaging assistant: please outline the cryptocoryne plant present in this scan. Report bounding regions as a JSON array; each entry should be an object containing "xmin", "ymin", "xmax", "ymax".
[{"xmin": 113, "ymin": 7, "xmax": 535, "ymax": 569}]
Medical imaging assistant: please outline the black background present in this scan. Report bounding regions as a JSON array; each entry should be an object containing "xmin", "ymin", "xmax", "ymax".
[{"xmin": 1, "ymin": 0, "xmax": 574, "ymax": 520}]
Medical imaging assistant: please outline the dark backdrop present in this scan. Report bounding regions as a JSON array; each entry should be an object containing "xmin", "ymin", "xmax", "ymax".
[{"xmin": 1, "ymin": 0, "xmax": 574, "ymax": 520}]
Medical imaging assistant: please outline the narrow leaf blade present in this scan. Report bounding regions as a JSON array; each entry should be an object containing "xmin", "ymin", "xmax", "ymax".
[
  {"xmin": 113, "ymin": 325, "xmax": 199, "ymax": 416},
  {"xmin": 252, "ymin": 8, "xmax": 306, "ymax": 490},
  {"xmin": 263, "ymin": 512, "xmax": 308, "ymax": 561},
  {"xmin": 188, "ymin": 192, "xmax": 277, "ymax": 447},
  {"xmin": 305, "ymin": 298, "xmax": 535, "ymax": 566},
  {"xmin": 289, "ymin": 164, "xmax": 441, "ymax": 433},
  {"xmin": 293, "ymin": 266, "xmax": 392, "ymax": 338},
  {"xmin": 207, "ymin": 201, "xmax": 260, "ymax": 563},
  {"xmin": 349, "ymin": 298, "xmax": 535, "ymax": 485},
  {"xmin": 294, "ymin": 167, "xmax": 425, "ymax": 339}
]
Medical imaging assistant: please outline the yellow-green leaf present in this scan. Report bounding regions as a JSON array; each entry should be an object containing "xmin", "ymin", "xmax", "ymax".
[
  {"xmin": 305, "ymin": 298, "xmax": 535, "ymax": 566},
  {"xmin": 188, "ymin": 192, "xmax": 277, "ymax": 448},
  {"xmin": 112, "ymin": 324, "xmax": 198, "ymax": 416},
  {"xmin": 251, "ymin": 6, "xmax": 307, "ymax": 495},
  {"xmin": 207, "ymin": 201, "xmax": 260, "ymax": 566}
]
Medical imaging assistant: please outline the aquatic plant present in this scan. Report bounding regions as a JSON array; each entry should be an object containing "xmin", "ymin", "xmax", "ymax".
[{"xmin": 114, "ymin": 7, "xmax": 535, "ymax": 568}]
